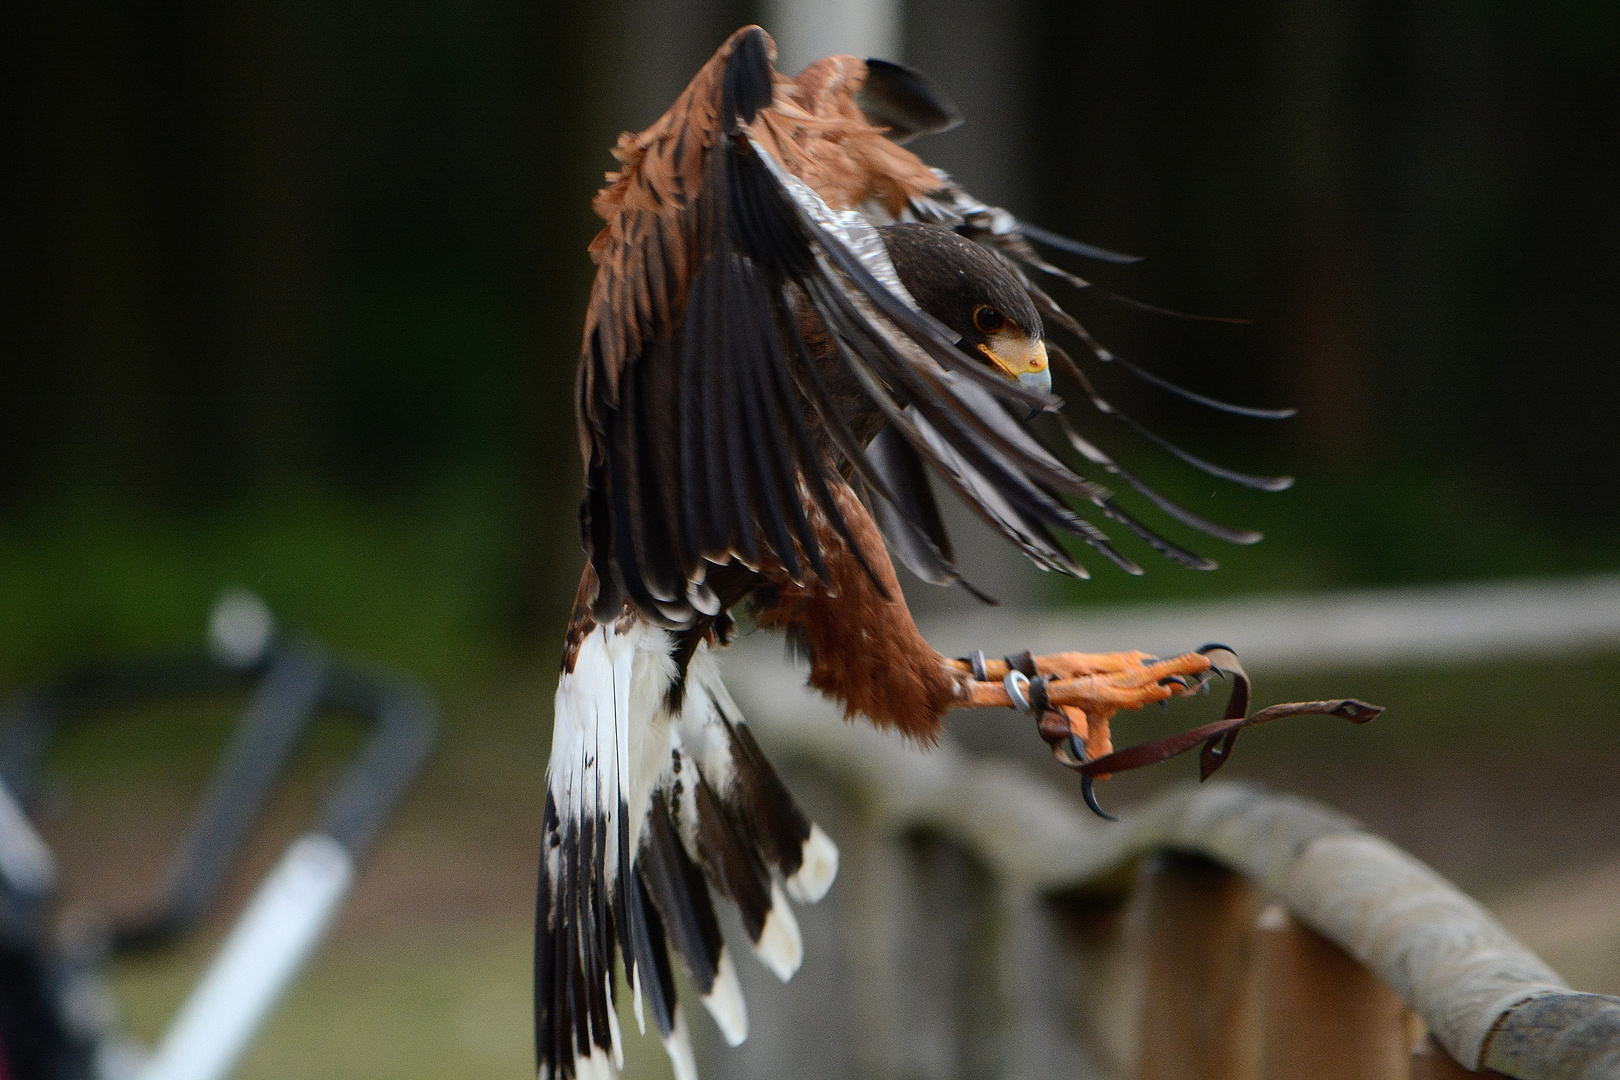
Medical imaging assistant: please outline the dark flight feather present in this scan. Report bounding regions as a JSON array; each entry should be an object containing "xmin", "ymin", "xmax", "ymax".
[
  {"xmin": 857, "ymin": 58, "xmax": 962, "ymax": 142},
  {"xmin": 1016, "ymin": 220, "xmax": 1142, "ymax": 264},
  {"xmin": 864, "ymin": 424, "xmax": 961, "ymax": 587},
  {"xmin": 640, "ymin": 792, "xmax": 725, "ymax": 994},
  {"xmin": 692, "ymin": 775, "xmax": 773, "ymax": 943},
  {"xmin": 723, "ymin": 720, "xmax": 813, "ymax": 878},
  {"xmin": 628, "ymin": 873, "xmax": 678, "ymax": 1037},
  {"xmin": 1025, "ymin": 269, "xmax": 1295, "ymax": 419},
  {"xmin": 1052, "ymin": 344, "xmax": 1294, "ymax": 492}
]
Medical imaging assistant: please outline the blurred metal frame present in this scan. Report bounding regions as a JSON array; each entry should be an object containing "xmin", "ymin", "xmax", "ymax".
[{"xmin": 0, "ymin": 593, "xmax": 438, "ymax": 1080}]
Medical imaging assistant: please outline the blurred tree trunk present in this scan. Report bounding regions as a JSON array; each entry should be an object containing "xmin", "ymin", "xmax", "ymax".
[
  {"xmin": 214, "ymin": 0, "xmax": 332, "ymax": 490},
  {"xmin": 8, "ymin": 0, "xmax": 330, "ymax": 509},
  {"xmin": 1273, "ymin": 0, "xmax": 1374, "ymax": 465}
]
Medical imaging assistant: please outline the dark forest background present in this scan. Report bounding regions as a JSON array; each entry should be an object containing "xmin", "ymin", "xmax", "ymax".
[{"xmin": 5, "ymin": 0, "xmax": 1619, "ymax": 685}]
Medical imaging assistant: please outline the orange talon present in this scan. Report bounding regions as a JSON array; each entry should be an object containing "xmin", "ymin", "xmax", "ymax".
[{"xmin": 952, "ymin": 649, "xmax": 1223, "ymax": 822}]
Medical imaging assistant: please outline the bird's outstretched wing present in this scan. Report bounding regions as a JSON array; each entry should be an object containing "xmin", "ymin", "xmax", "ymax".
[{"xmin": 577, "ymin": 26, "xmax": 1228, "ymax": 628}]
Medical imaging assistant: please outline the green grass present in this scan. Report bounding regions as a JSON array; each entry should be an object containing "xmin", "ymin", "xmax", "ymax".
[{"xmin": 113, "ymin": 926, "xmax": 680, "ymax": 1080}]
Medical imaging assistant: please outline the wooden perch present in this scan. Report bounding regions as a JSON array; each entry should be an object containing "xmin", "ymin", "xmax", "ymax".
[{"xmin": 723, "ymin": 649, "xmax": 1620, "ymax": 1080}]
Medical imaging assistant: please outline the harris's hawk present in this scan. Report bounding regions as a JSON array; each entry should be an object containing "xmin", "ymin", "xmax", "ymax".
[{"xmin": 538, "ymin": 27, "xmax": 1377, "ymax": 1080}]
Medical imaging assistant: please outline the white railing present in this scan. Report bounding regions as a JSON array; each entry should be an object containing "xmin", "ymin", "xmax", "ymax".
[{"xmin": 916, "ymin": 575, "xmax": 1620, "ymax": 673}]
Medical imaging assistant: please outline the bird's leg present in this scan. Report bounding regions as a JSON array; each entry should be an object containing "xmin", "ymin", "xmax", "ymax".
[
  {"xmin": 947, "ymin": 645, "xmax": 1381, "ymax": 820},
  {"xmin": 954, "ymin": 649, "xmax": 1162, "ymax": 682},
  {"xmin": 950, "ymin": 650, "xmax": 1212, "ymax": 717},
  {"xmin": 949, "ymin": 649, "xmax": 1216, "ymax": 818}
]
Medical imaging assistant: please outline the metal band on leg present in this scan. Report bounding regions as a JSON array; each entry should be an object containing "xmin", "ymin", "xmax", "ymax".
[{"xmin": 1003, "ymin": 670, "xmax": 1031, "ymax": 711}]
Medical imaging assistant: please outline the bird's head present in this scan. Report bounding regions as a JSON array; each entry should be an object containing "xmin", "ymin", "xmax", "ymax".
[{"xmin": 880, "ymin": 222, "xmax": 1050, "ymax": 395}]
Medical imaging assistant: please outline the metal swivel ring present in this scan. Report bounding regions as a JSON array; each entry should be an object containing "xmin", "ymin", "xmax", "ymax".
[{"xmin": 1003, "ymin": 669, "xmax": 1032, "ymax": 712}]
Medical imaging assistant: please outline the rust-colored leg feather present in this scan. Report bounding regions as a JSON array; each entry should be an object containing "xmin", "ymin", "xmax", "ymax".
[
  {"xmin": 754, "ymin": 482, "xmax": 1215, "ymax": 750},
  {"xmin": 756, "ymin": 483, "xmax": 958, "ymax": 741}
]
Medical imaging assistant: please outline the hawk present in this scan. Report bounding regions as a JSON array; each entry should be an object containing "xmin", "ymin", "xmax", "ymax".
[{"xmin": 536, "ymin": 26, "xmax": 1373, "ymax": 1080}]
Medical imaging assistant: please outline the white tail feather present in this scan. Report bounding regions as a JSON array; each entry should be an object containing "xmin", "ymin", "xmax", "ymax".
[
  {"xmin": 662, "ymin": 1009, "xmax": 700, "ymax": 1080},
  {"xmin": 572, "ymin": 1049, "xmax": 617, "ymax": 1080},
  {"xmin": 604, "ymin": 974, "xmax": 624, "ymax": 1069},
  {"xmin": 630, "ymin": 962, "xmax": 645, "ymax": 1036},
  {"xmin": 702, "ymin": 947, "xmax": 748, "ymax": 1046},
  {"xmin": 753, "ymin": 882, "xmax": 803, "ymax": 981},
  {"xmin": 785, "ymin": 823, "xmax": 839, "ymax": 904}
]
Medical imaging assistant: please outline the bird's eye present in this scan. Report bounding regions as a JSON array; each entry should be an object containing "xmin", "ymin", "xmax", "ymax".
[{"xmin": 973, "ymin": 305, "xmax": 1007, "ymax": 335}]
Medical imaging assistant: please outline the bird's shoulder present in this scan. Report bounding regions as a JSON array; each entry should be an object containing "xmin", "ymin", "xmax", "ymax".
[
  {"xmin": 752, "ymin": 55, "xmax": 941, "ymax": 217},
  {"xmin": 577, "ymin": 30, "xmax": 939, "ymax": 448}
]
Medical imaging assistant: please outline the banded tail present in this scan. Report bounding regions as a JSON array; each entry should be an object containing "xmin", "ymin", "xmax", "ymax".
[{"xmin": 536, "ymin": 619, "xmax": 837, "ymax": 1080}]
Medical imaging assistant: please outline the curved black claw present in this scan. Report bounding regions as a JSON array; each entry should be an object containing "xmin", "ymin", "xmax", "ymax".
[
  {"xmin": 1066, "ymin": 732, "xmax": 1117, "ymax": 821},
  {"xmin": 1197, "ymin": 643, "xmax": 1242, "ymax": 676},
  {"xmin": 1080, "ymin": 775, "xmax": 1116, "ymax": 821},
  {"xmin": 1195, "ymin": 643, "xmax": 1249, "ymax": 728}
]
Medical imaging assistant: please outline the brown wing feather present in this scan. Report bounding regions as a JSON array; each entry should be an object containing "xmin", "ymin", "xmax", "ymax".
[
  {"xmin": 580, "ymin": 36, "xmax": 939, "ymax": 455},
  {"xmin": 578, "ymin": 42, "xmax": 717, "ymax": 463},
  {"xmin": 747, "ymin": 55, "xmax": 942, "ymax": 216},
  {"xmin": 577, "ymin": 25, "xmax": 1224, "ymax": 629},
  {"xmin": 577, "ymin": 27, "xmax": 949, "ymax": 624}
]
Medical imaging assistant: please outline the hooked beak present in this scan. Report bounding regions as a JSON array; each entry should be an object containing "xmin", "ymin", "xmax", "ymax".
[
  {"xmin": 977, "ymin": 334, "xmax": 1051, "ymax": 397},
  {"xmin": 1018, "ymin": 368, "xmax": 1052, "ymax": 396}
]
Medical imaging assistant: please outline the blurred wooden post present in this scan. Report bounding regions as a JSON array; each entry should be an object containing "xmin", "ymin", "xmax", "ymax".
[
  {"xmin": 1252, "ymin": 904, "xmax": 1410, "ymax": 1080},
  {"xmin": 1134, "ymin": 853, "xmax": 1263, "ymax": 1080}
]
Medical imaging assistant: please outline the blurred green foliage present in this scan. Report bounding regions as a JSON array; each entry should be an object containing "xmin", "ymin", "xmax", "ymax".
[{"xmin": 0, "ymin": 487, "xmax": 521, "ymax": 689}]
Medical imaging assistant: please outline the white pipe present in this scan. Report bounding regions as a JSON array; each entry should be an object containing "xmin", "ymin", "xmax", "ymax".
[
  {"xmin": 0, "ymin": 777, "xmax": 56, "ymax": 896},
  {"xmin": 762, "ymin": 0, "xmax": 903, "ymax": 74},
  {"xmin": 138, "ymin": 833, "xmax": 354, "ymax": 1080}
]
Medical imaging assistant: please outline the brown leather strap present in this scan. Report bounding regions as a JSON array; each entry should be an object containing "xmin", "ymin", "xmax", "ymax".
[{"xmin": 1072, "ymin": 649, "xmax": 1380, "ymax": 781}]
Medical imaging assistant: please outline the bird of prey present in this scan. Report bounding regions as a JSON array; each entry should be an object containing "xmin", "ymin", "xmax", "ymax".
[{"xmin": 537, "ymin": 26, "xmax": 1367, "ymax": 1080}]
